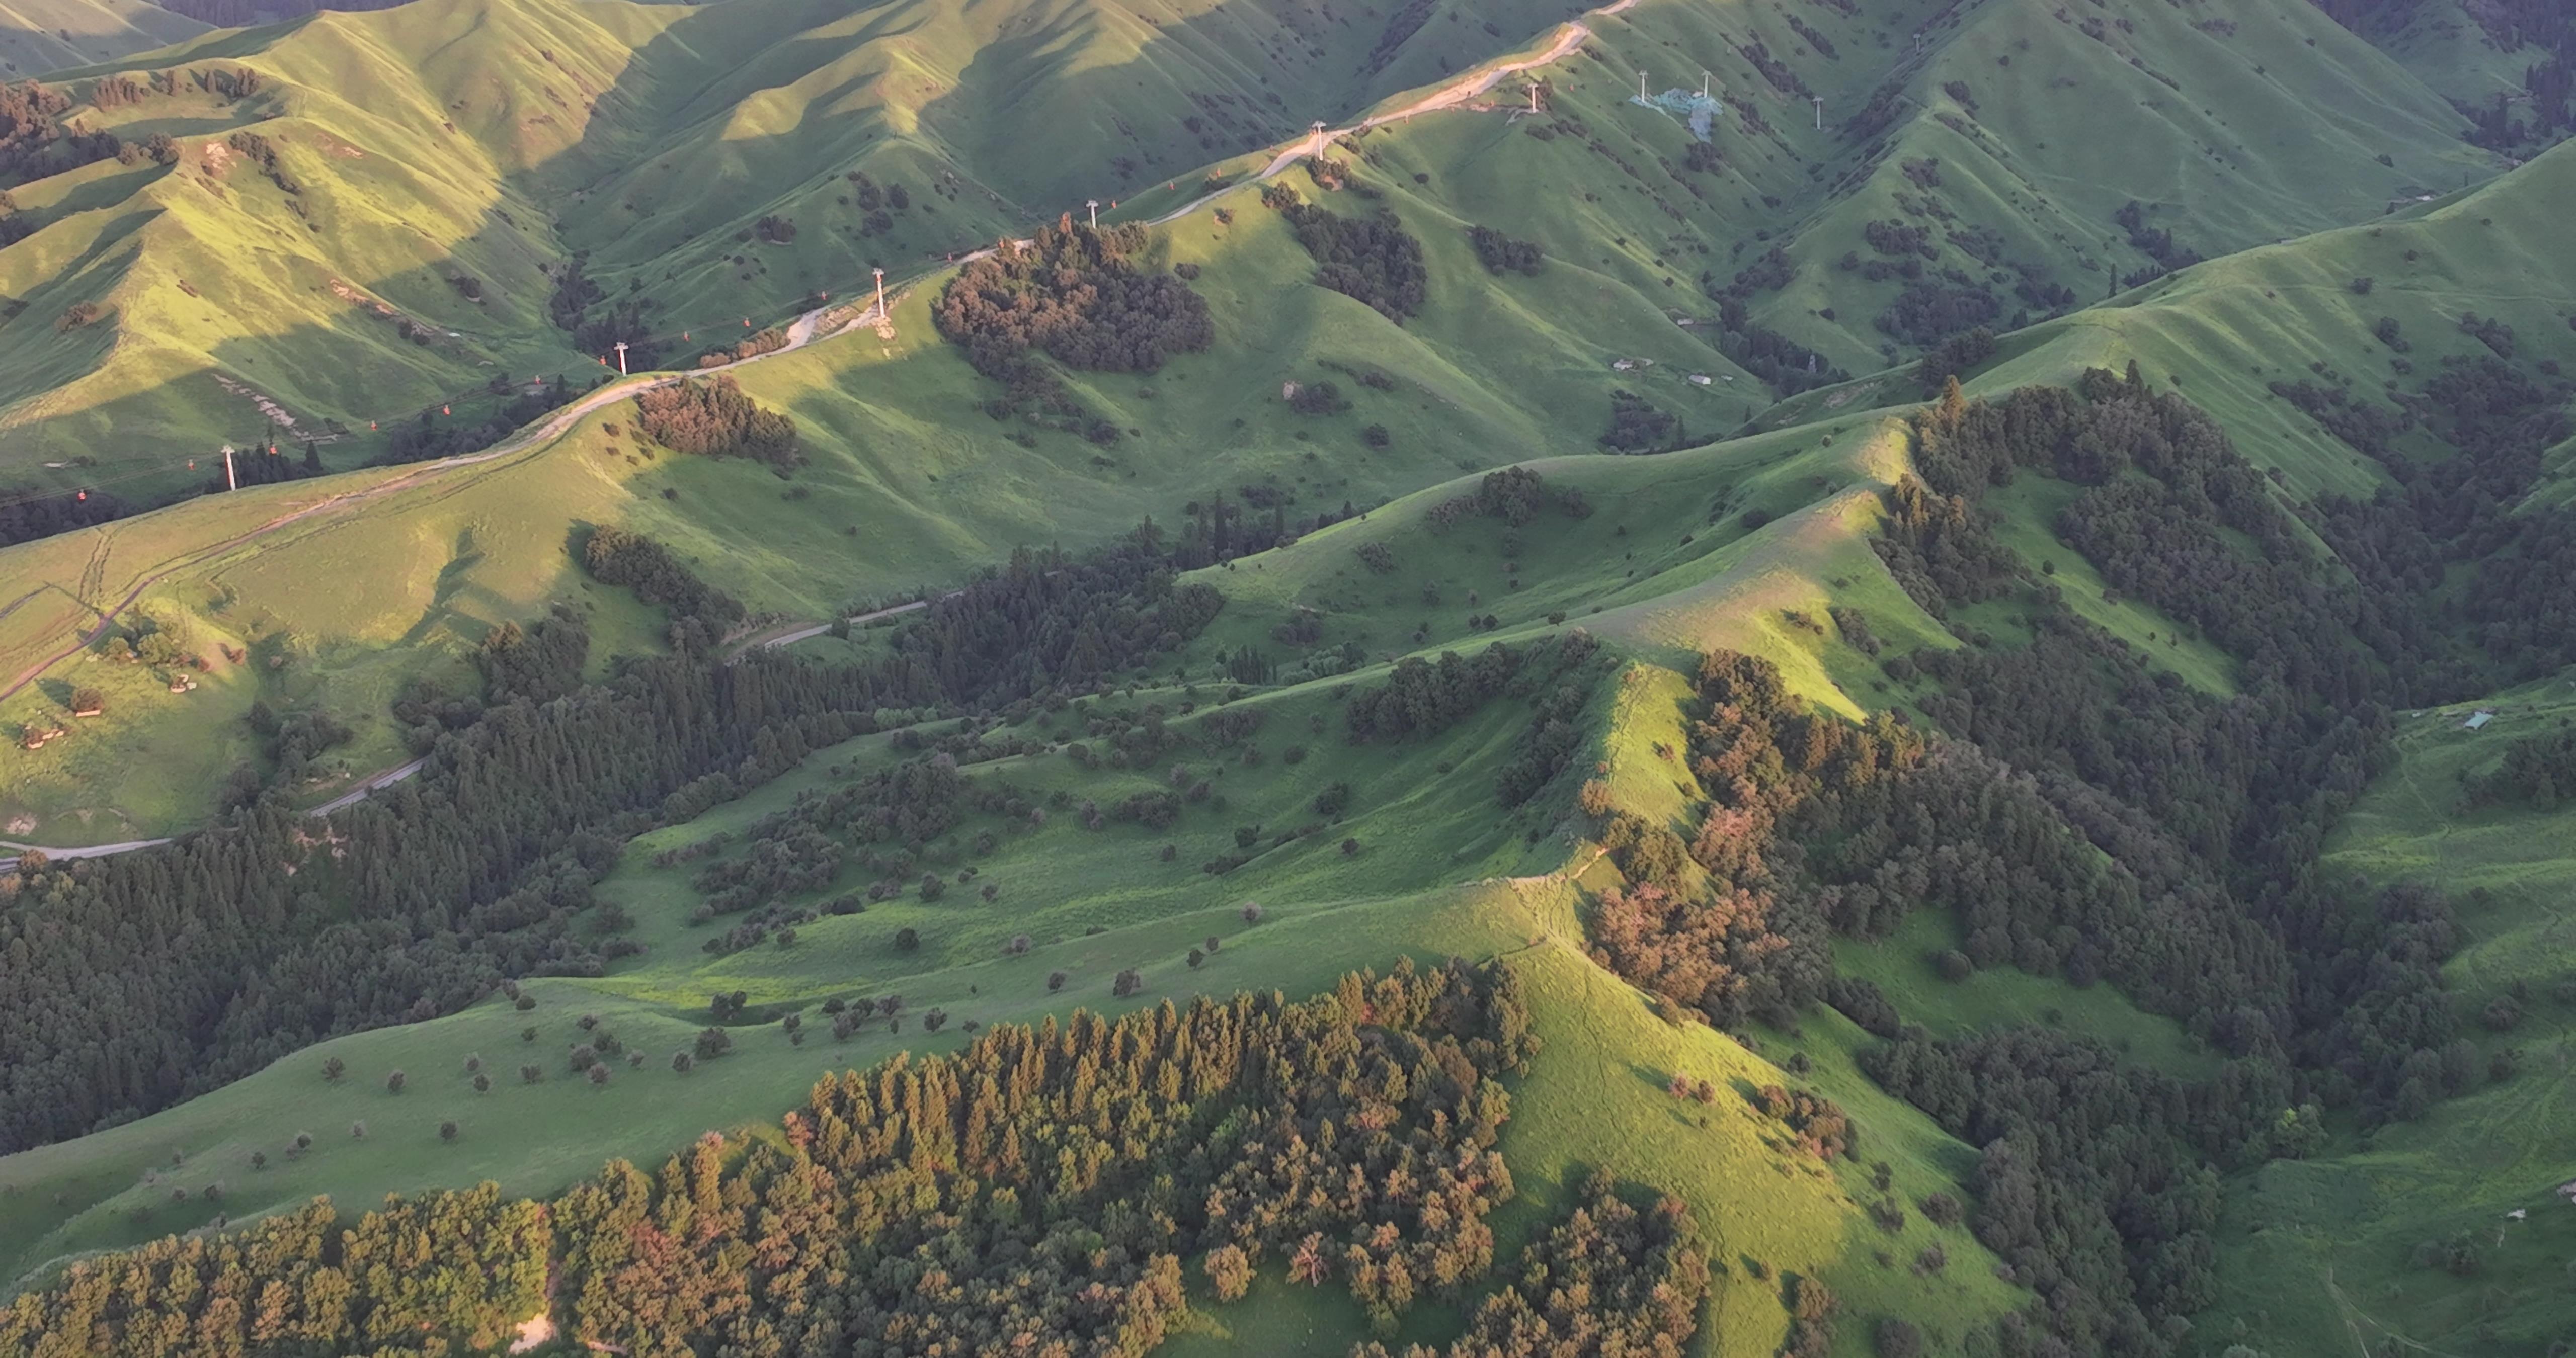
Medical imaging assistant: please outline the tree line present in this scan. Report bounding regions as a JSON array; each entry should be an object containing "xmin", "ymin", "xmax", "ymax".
[
  {"xmin": 0, "ymin": 961, "xmax": 1585, "ymax": 1358},
  {"xmin": 1574, "ymin": 362, "xmax": 2560, "ymax": 1353},
  {"xmin": 0, "ymin": 520, "xmax": 1229, "ymax": 1155},
  {"xmin": 379, "ymin": 377, "xmax": 580, "ymax": 466}
]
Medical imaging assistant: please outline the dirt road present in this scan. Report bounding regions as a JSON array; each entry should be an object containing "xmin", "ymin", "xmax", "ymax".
[
  {"xmin": 0, "ymin": 0, "xmax": 1634, "ymax": 861},
  {"xmin": 0, "ymin": 296, "xmax": 884, "ymax": 711},
  {"xmin": 304, "ymin": 757, "xmax": 427, "ymax": 816},
  {"xmin": 1156, "ymin": 0, "xmax": 1634, "ymax": 220},
  {"xmin": 0, "ymin": 837, "xmax": 172, "ymax": 872}
]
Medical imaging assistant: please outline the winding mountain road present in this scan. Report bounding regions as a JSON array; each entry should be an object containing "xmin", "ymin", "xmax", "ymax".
[
  {"xmin": 0, "ymin": 297, "xmax": 884, "ymax": 713},
  {"xmin": 0, "ymin": 0, "xmax": 1637, "ymax": 863}
]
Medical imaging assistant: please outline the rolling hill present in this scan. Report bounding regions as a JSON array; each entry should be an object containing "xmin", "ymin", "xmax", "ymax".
[
  {"xmin": 0, "ymin": 0, "xmax": 2571, "ymax": 1354},
  {"xmin": 0, "ymin": 0, "xmax": 201, "ymax": 75}
]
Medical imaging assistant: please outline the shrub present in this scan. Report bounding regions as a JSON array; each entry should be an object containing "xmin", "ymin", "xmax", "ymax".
[{"xmin": 1204, "ymin": 1243, "xmax": 1253, "ymax": 1301}]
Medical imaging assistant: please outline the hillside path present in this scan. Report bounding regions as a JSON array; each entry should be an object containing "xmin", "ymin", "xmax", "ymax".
[
  {"xmin": 1148, "ymin": 0, "xmax": 1634, "ymax": 227},
  {"xmin": 304, "ymin": 757, "xmax": 427, "ymax": 816},
  {"xmin": 0, "ymin": 837, "xmax": 172, "ymax": 872},
  {"xmin": 0, "ymin": 0, "xmax": 1620, "ymax": 857},
  {"xmin": 726, "ymin": 597, "xmax": 934, "ymax": 658},
  {"xmin": 0, "ymin": 296, "xmax": 882, "ymax": 712}
]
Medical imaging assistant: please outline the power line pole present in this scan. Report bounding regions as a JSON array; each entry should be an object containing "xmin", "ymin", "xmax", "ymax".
[
  {"xmin": 1086, "ymin": 198, "xmax": 1100, "ymax": 229},
  {"xmin": 1637, "ymin": 69, "xmax": 1647, "ymax": 100},
  {"xmin": 1812, "ymin": 96, "xmax": 1823, "ymax": 130},
  {"xmin": 612, "ymin": 342, "xmax": 629, "ymax": 375},
  {"xmin": 222, "ymin": 445, "xmax": 236, "ymax": 492},
  {"xmin": 1310, "ymin": 120, "xmax": 1327, "ymax": 156},
  {"xmin": 872, "ymin": 267, "xmax": 887, "ymax": 321}
]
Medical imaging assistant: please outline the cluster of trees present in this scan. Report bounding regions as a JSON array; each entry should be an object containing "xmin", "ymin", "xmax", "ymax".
[
  {"xmin": 580, "ymin": 525, "xmax": 746, "ymax": 639},
  {"xmin": 2113, "ymin": 200, "xmax": 2201, "ymax": 285},
  {"xmin": 2431, "ymin": 0, "xmax": 2573, "ymax": 148},
  {"xmin": 1846, "ymin": 373, "xmax": 2524, "ymax": 1344},
  {"xmin": 1344, "ymin": 630, "xmax": 1599, "ymax": 746},
  {"xmin": 1266, "ymin": 186, "xmax": 1428, "ymax": 323},
  {"xmin": 1423, "ymin": 465, "xmax": 1590, "ymax": 531},
  {"xmin": 2299, "ymin": 354, "xmax": 2576, "ymax": 690},
  {"xmin": 1698, "ymin": 252, "xmax": 1848, "ymax": 395},
  {"xmin": 1914, "ymin": 326, "xmax": 1997, "ymax": 395},
  {"xmin": 225, "ymin": 131, "xmax": 298, "ymax": 195},
  {"xmin": 475, "ymin": 609, "xmax": 592, "ymax": 707},
  {"xmin": 548, "ymin": 252, "xmax": 658, "ymax": 365},
  {"xmin": 0, "ymin": 81, "xmax": 121, "ymax": 188},
  {"xmin": 1862, "ymin": 1028, "xmax": 2277, "ymax": 1355},
  {"xmin": 0, "ymin": 482, "xmax": 128, "ymax": 549},
  {"xmin": 933, "ymin": 219, "xmax": 1212, "ymax": 435},
  {"xmin": 0, "ymin": 1186, "xmax": 546, "ymax": 1356},
  {"xmin": 1466, "ymin": 225, "xmax": 1543, "ymax": 276},
  {"xmin": 688, "ymin": 754, "xmax": 990, "ymax": 922},
  {"xmin": 633, "ymin": 374, "xmax": 800, "ymax": 467},
  {"xmin": 1874, "ymin": 278, "xmax": 2002, "ymax": 346},
  {"xmin": 1, "ymin": 962, "xmax": 1548, "ymax": 1357},
  {"xmin": 1600, "ymin": 389, "xmax": 1684, "ymax": 453},
  {"xmin": 1899, "ymin": 373, "xmax": 2466, "ymax": 1101},
  {"xmin": 2465, "ymin": 721, "xmax": 2576, "ymax": 809},
  {"xmin": 1152, "ymin": 488, "xmax": 1366, "ymax": 568},
  {"xmin": 1350, "ymin": 1175, "xmax": 1709, "ymax": 1358},
  {"xmin": 0, "ymin": 518, "xmax": 1229, "ymax": 1155},
  {"xmin": 1588, "ymin": 649, "xmax": 1924, "ymax": 1029}
]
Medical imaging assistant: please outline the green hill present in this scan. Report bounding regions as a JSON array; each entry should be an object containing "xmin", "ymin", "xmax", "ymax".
[
  {"xmin": 0, "ymin": 0, "xmax": 201, "ymax": 75},
  {"xmin": 0, "ymin": 0, "xmax": 2571, "ymax": 1354},
  {"xmin": 0, "ymin": 0, "xmax": 1604, "ymax": 499}
]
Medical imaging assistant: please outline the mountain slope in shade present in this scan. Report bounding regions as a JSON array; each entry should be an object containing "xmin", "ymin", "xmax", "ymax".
[{"xmin": 0, "ymin": 0, "xmax": 202, "ymax": 74}]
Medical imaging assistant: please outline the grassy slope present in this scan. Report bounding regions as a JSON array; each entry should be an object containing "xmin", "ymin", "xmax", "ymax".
[
  {"xmin": 0, "ymin": 702, "xmax": 2027, "ymax": 1358},
  {"xmin": 0, "ymin": 0, "xmax": 2568, "ymax": 1351},
  {"xmin": 0, "ymin": 0, "xmax": 200, "ymax": 75},
  {"xmin": 2353, "ymin": 0, "xmax": 2556, "ymax": 120},
  {"xmin": 2200, "ymin": 674, "xmax": 2576, "ymax": 1358},
  {"xmin": 0, "ymin": 0, "xmax": 2537, "ymax": 829},
  {"xmin": 0, "ymin": 144, "xmax": 1744, "ymax": 840},
  {"xmin": 0, "ymin": 0, "xmax": 1597, "ymax": 498},
  {"xmin": 0, "ymin": 398, "xmax": 2040, "ymax": 1353},
  {"xmin": 0, "ymin": 0, "xmax": 2499, "ymax": 499},
  {"xmin": 1766, "ymin": 135, "xmax": 2576, "ymax": 500}
]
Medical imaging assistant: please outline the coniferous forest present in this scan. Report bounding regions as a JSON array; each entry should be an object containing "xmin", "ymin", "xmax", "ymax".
[{"xmin": 0, "ymin": 961, "xmax": 1554, "ymax": 1358}]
